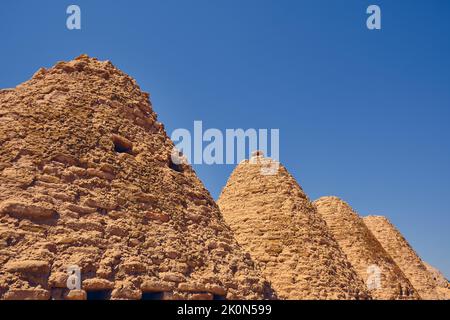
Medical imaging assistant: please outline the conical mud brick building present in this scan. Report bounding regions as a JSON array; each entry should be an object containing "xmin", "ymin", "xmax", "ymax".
[
  {"xmin": 217, "ymin": 152, "xmax": 369, "ymax": 299},
  {"xmin": 424, "ymin": 263, "xmax": 450, "ymax": 299},
  {"xmin": 314, "ymin": 197, "xmax": 419, "ymax": 299},
  {"xmin": 0, "ymin": 55, "xmax": 274, "ymax": 300},
  {"xmin": 363, "ymin": 216, "xmax": 444, "ymax": 300}
]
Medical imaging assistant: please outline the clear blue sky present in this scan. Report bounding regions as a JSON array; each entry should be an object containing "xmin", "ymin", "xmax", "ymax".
[{"xmin": 1, "ymin": 1, "xmax": 449, "ymax": 279}]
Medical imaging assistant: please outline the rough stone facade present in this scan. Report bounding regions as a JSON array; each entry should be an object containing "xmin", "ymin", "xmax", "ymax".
[
  {"xmin": 424, "ymin": 262, "xmax": 450, "ymax": 299},
  {"xmin": 363, "ymin": 216, "xmax": 445, "ymax": 300},
  {"xmin": 0, "ymin": 55, "xmax": 275, "ymax": 300},
  {"xmin": 217, "ymin": 153, "xmax": 370, "ymax": 300},
  {"xmin": 314, "ymin": 197, "xmax": 419, "ymax": 300}
]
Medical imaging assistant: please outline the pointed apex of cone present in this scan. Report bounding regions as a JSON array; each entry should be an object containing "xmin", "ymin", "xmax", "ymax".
[
  {"xmin": 423, "ymin": 262, "xmax": 450, "ymax": 298},
  {"xmin": 314, "ymin": 197, "xmax": 419, "ymax": 300},
  {"xmin": 29, "ymin": 55, "xmax": 130, "ymax": 84},
  {"xmin": 218, "ymin": 161, "xmax": 370, "ymax": 299},
  {"xmin": 363, "ymin": 216, "xmax": 444, "ymax": 299},
  {"xmin": 251, "ymin": 150, "xmax": 264, "ymax": 158},
  {"xmin": 0, "ymin": 58, "xmax": 275, "ymax": 300},
  {"xmin": 315, "ymin": 196, "xmax": 347, "ymax": 205},
  {"xmin": 75, "ymin": 53, "xmax": 92, "ymax": 60},
  {"xmin": 364, "ymin": 215, "xmax": 389, "ymax": 220}
]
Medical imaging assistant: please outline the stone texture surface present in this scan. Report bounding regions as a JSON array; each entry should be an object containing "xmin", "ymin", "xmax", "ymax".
[
  {"xmin": 424, "ymin": 262, "xmax": 449, "ymax": 289},
  {"xmin": 0, "ymin": 55, "xmax": 275, "ymax": 300},
  {"xmin": 424, "ymin": 262, "xmax": 450, "ymax": 299},
  {"xmin": 314, "ymin": 197, "xmax": 419, "ymax": 300},
  {"xmin": 217, "ymin": 153, "xmax": 370, "ymax": 300},
  {"xmin": 363, "ymin": 216, "xmax": 445, "ymax": 300}
]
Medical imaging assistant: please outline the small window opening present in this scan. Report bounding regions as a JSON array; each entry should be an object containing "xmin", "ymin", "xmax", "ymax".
[
  {"xmin": 169, "ymin": 159, "xmax": 183, "ymax": 173},
  {"xmin": 213, "ymin": 295, "xmax": 226, "ymax": 300},
  {"xmin": 112, "ymin": 134, "xmax": 133, "ymax": 154},
  {"xmin": 87, "ymin": 290, "xmax": 112, "ymax": 300},
  {"xmin": 141, "ymin": 292, "xmax": 164, "ymax": 300}
]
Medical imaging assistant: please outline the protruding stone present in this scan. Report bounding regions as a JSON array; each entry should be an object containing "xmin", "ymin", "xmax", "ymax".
[
  {"xmin": 205, "ymin": 284, "xmax": 227, "ymax": 296},
  {"xmin": 0, "ymin": 201, "xmax": 57, "ymax": 220},
  {"xmin": 146, "ymin": 211, "xmax": 170, "ymax": 223},
  {"xmin": 161, "ymin": 272, "xmax": 186, "ymax": 283},
  {"xmin": 86, "ymin": 168, "xmax": 115, "ymax": 181},
  {"xmin": 5, "ymin": 260, "xmax": 50, "ymax": 275},
  {"xmin": 178, "ymin": 282, "xmax": 207, "ymax": 293},
  {"xmin": 141, "ymin": 280, "xmax": 175, "ymax": 292},
  {"xmin": 83, "ymin": 278, "xmax": 115, "ymax": 291},
  {"xmin": 65, "ymin": 290, "xmax": 87, "ymax": 300},
  {"xmin": 64, "ymin": 203, "xmax": 97, "ymax": 215},
  {"xmin": 48, "ymin": 272, "xmax": 68, "ymax": 288},
  {"xmin": 121, "ymin": 261, "xmax": 147, "ymax": 274},
  {"xmin": 111, "ymin": 282, "xmax": 142, "ymax": 300},
  {"xmin": 189, "ymin": 293, "xmax": 214, "ymax": 300},
  {"xmin": 3, "ymin": 289, "xmax": 51, "ymax": 300}
]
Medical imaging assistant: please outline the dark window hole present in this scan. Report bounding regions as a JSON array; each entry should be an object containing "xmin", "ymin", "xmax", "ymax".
[
  {"xmin": 141, "ymin": 292, "xmax": 164, "ymax": 300},
  {"xmin": 213, "ymin": 295, "xmax": 226, "ymax": 300},
  {"xmin": 112, "ymin": 135, "xmax": 133, "ymax": 154},
  {"xmin": 87, "ymin": 290, "xmax": 112, "ymax": 300},
  {"xmin": 6, "ymin": 237, "xmax": 15, "ymax": 246},
  {"xmin": 169, "ymin": 159, "xmax": 183, "ymax": 173}
]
